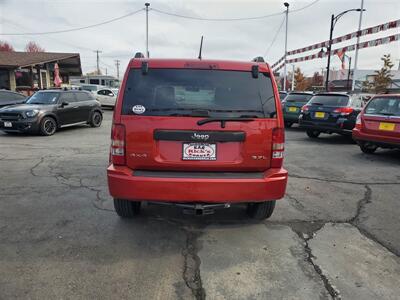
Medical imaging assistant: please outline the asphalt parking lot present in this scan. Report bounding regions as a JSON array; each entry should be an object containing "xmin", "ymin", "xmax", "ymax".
[{"xmin": 0, "ymin": 110, "xmax": 399, "ymax": 299}]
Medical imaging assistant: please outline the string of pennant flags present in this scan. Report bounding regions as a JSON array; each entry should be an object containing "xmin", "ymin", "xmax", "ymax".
[
  {"xmin": 272, "ymin": 33, "xmax": 400, "ymax": 73},
  {"xmin": 270, "ymin": 18, "xmax": 400, "ymax": 70}
]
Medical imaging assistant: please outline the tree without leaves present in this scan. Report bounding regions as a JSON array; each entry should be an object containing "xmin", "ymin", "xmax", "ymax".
[
  {"xmin": 0, "ymin": 41, "xmax": 14, "ymax": 52},
  {"xmin": 25, "ymin": 41, "xmax": 45, "ymax": 52},
  {"xmin": 311, "ymin": 72, "xmax": 324, "ymax": 87}
]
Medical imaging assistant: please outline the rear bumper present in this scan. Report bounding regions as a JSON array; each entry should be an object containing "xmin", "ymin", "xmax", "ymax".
[
  {"xmin": 107, "ymin": 165, "xmax": 288, "ymax": 203},
  {"xmin": 352, "ymin": 128, "xmax": 400, "ymax": 148},
  {"xmin": 299, "ymin": 119, "xmax": 353, "ymax": 135},
  {"xmin": 283, "ymin": 113, "xmax": 300, "ymax": 123}
]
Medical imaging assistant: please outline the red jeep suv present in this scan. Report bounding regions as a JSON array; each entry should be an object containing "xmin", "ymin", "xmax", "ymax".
[
  {"xmin": 107, "ymin": 56, "xmax": 288, "ymax": 219},
  {"xmin": 353, "ymin": 94, "xmax": 400, "ymax": 153}
]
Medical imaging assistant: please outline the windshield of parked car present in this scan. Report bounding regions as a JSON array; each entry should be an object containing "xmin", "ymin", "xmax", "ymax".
[
  {"xmin": 365, "ymin": 97, "xmax": 400, "ymax": 116},
  {"xmin": 81, "ymin": 85, "xmax": 97, "ymax": 92},
  {"xmin": 279, "ymin": 92, "xmax": 287, "ymax": 101},
  {"xmin": 122, "ymin": 69, "xmax": 276, "ymax": 118},
  {"xmin": 285, "ymin": 93, "xmax": 313, "ymax": 103},
  {"xmin": 26, "ymin": 92, "xmax": 59, "ymax": 104},
  {"xmin": 308, "ymin": 94, "xmax": 349, "ymax": 107}
]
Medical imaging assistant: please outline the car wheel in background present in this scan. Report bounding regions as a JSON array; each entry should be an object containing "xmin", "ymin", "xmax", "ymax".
[
  {"xmin": 89, "ymin": 111, "xmax": 103, "ymax": 128},
  {"xmin": 359, "ymin": 142, "xmax": 378, "ymax": 154},
  {"xmin": 246, "ymin": 201, "xmax": 276, "ymax": 220},
  {"xmin": 306, "ymin": 129, "xmax": 320, "ymax": 138},
  {"xmin": 39, "ymin": 117, "xmax": 57, "ymax": 136},
  {"xmin": 114, "ymin": 199, "xmax": 141, "ymax": 218},
  {"xmin": 285, "ymin": 122, "xmax": 293, "ymax": 128}
]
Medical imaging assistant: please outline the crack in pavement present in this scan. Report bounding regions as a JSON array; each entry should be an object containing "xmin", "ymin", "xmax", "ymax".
[
  {"xmin": 290, "ymin": 174, "xmax": 400, "ymax": 185},
  {"xmin": 349, "ymin": 185, "xmax": 372, "ymax": 224},
  {"xmin": 29, "ymin": 157, "xmax": 46, "ymax": 177},
  {"xmin": 182, "ymin": 228, "xmax": 205, "ymax": 300},
  {"xmin": 300, "ymin": 228, "xmax": 342, "ymax": 300}
]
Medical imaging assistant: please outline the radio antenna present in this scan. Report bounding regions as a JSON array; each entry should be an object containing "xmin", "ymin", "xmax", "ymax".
[{"xmin": 198, "ymin": 36, "xmax": 204, "ymax": 60}]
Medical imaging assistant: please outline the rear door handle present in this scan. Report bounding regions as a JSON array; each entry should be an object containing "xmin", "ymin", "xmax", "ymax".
[{"xmin": 73, "ymin": 106, "xmax": 79, "ymax": 109}]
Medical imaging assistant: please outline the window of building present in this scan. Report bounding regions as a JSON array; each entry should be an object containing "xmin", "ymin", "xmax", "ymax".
[{"xmin": 89, "ymin": 79, "xmax": 100, "ymax": 85}]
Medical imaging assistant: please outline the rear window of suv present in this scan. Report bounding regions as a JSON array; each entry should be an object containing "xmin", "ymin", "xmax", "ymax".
[
  {"xmin": 285, "ymin": 93, "xmax": 313, "ymax": 103},
  {"xmin": 308, "ymin": 94, "xmax": 349, "ymax": 107},
  {"xmin": 365, "ymin": 97, "xmax": 400, "ymax": 116},
  {"xmin": 122, "ymin": 68, "xmax": 276, "ymax": 118}
]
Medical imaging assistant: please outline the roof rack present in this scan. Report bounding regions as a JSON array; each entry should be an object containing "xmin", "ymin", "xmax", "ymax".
[
  {"xmin": 252, "ymin": 56, "xmax": 265, "ymax": 63},
  {"xmin": 134, "ymin": 52, "xmax": 145, "ymax": 58}
]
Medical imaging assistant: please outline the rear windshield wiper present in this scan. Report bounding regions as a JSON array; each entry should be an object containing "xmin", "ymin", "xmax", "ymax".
[
  {"xmin": 378, "ymin": 112, "xmax": 396, "ymax": 116},
  {"xmin": 310, "ymin": 102, "xmax": 324, "ymax": 106},
  {"xmin": 197, "ymin": 117, "xmax": 254, "ymax": 128}
]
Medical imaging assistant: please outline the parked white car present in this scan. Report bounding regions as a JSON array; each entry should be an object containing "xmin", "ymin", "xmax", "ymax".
[
  {"xmin": 96, "ymin": 88, "xmax": 118, "ymax": 108},
  {"xmin": 80, "ymin": 84, "xmax": 107, "ymax": 93}
]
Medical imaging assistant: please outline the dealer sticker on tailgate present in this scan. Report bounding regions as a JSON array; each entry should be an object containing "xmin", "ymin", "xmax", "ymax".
[{"xmin": 183, "ymin": 143, "xmax": 216, "ymax": 160}]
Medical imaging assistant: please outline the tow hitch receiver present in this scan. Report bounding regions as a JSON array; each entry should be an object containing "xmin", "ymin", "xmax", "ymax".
[{"xmin": 149, "ymin": 202, "xmax": 231, "ymax": 215}]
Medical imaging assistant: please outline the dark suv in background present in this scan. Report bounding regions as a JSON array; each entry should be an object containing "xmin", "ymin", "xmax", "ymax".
[
  {"xmin": 282, "ymin": 92, "xmax": 313, "ymax": 127},
  {"xmin": 299, "ymin": 93, "xmax": 364, "ymax": 138},
  {"xmin": 0, "ymin": 90, "xmax": 103, "ymax": 136}
]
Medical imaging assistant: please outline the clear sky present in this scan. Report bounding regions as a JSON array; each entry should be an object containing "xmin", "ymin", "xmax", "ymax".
[{"xmin": 0, "ymin": 0, "xmax": 399, "ymax": 77}]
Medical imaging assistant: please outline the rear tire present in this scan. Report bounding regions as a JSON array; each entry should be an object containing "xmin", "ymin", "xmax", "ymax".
[
  {"xmin": 359, "ymin": 142, "xmax": 378, "ymax": 154},
  {"xmin": 247, "ymin": 201, "xmax": 276, "ymax": 220},
  {"xmin": 89, "ymin": 111, "xmax": 102, "ymax": 127},
  {"xmin": 285, "ymin": 122, "xmax": 293, "ymax": 128},
  {"xmin": 306, "ymin": 129, "xmax": 320, "ymax": 138},
  {"xmin": 114, "ymin": 199, "xmax": 141, "ymax": 218},
  {"xmin": 39, "ymin": 117, "xmax": 57, "ymax": 136}
]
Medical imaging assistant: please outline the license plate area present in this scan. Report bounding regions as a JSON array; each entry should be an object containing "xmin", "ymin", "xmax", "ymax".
[
  {"xmin": 182, "ymin": 143, "xmax": 217, "ymax": 161},
  {"xmin": 315, "ymin": 112, "xmax": 325, "ymax": 118},
  {"xmin": 288, "ymin": 107, "xmax": 297, "ymax": 112},
  {"xmin": 4, "ymin": 121, "xmax": 12, "ymax": 128},
  {"xmin": 379, "ymin": 122, "xmax": 395, "ymax": 131}
]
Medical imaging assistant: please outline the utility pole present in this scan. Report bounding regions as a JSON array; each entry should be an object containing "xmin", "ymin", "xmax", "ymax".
[
  {"xmin": 291, "ymin": 64, "xmax": 295, "ymax": 91},
  {"xmin": 351, "ymin": 0, "xmax": 365, "ymax": 92},
  {"xmin": 283, "ymin": 2, "xmax": 289, "ymax": 91},
  {"xmin": 145, "ymin": 2, "xmax": 150, "ymax": 58},
  {"xmin": 115, "ymin": 60, "xmax": 120, "ymax": 79},
  {"xmin": 94, "ymin": 50, "xmax": 102, "ymax": 75}
]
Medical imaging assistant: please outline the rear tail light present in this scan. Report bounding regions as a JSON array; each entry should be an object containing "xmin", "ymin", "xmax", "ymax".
[
  {"xmin": 355, "ymin": 114, "xmax": 362, "ymax": 130},
  {"xmin": 301, "ymin": 105, "xmax": 309, "ymax": 112},
  {"xmin": 334, "ymin": 107, "xmax": 353, "ymax": 115},
  {"xmin": 271, "ymin": 128, "xmax": 285, "ymax": 168},
  {"xmin": 111, "ymin": 123, "xmax": 126, "ymax": 165}
]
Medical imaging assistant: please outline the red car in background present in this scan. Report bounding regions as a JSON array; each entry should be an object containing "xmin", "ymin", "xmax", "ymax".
[
  {"xmin": 107, "ymin": 55, "xmax": 288, "ymax": 220},
  {"xmin": 352, "ymin": 94, "xmax": 400, "ymax": 153}
]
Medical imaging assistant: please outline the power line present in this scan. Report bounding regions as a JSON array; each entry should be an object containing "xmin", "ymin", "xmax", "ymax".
[
  {"xmin": 150, "ymin": 0, "xmax": 321, "ymax": 22},
  {"xmin": 0, "ymin": 8, "xmax": 144, "ymax": 36},
  {"xmin": 151, "ymin": 8, "xmax": 283, "ymax": 21},
  {"xmin": 291, "ymin": 0, "xmax": 321, "ymax": 13},
  {"xmin": 263, "ymin": 15, "xmax": 286, "ymax": 57},
  {"xmin": 0, "ymin": 1, "xmax": 321, "ymax": 36}
]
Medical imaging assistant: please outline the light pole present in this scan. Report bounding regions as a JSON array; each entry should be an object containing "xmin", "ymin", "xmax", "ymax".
[
  {"xmin": 145, "ymin": 2, "xmax": 150, "ymax": 58},
  {"xmin": 283, "ymin": 2, "xmax": 289, "ymax": 91},
  {"xmin": 351, "ymin": 0, "xmax": 365, "ymax": 92},
  {"xmin": 345, "ymin": 54, "xmax": 352, "ymax": 91},
  {"xmin": 325, "ymin": 8, "xmax": 365, "ymax": 91}
]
